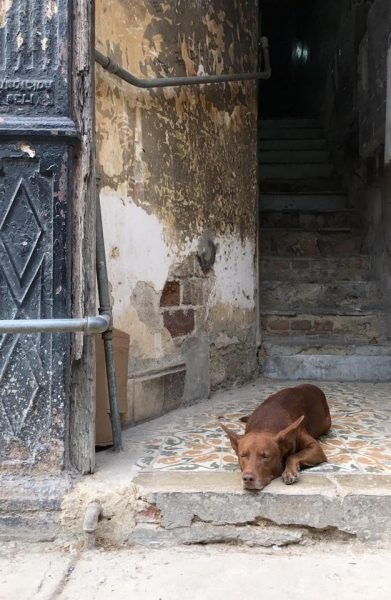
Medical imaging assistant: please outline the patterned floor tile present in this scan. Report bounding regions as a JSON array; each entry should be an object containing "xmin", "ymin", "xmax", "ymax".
[{"xmin": 127, "ymin": 380, "xmax": 391, "ymax": 475}]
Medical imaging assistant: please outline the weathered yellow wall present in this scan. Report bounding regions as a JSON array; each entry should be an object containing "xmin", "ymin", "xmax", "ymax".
[{"xmin": 95, "ymin": 0, "xmax": 259, "ymax": 416}]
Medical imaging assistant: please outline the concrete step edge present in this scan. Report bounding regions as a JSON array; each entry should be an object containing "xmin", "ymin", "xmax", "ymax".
[
  {"xmin": 260, "ymin": 309, "xmax": 383, "ymax": 317},
  {"xmin": 261, "ymin": 119, "xmax": 320, "ymax": 128},
  {"xmin": 261, "ymin": 193, "xmax": 348, "ymax": 198},
  {"xmin": 260, "ymin": 342, "xmax": 391, "ymax": 356},
  {"xmin": 261, "ymin": 280, "xmax": 376, "ymax": 287},
  {"xmin": 260, "ymin": 255, "xmax": 370, "ymax": 261},
  {"xmin": 261, "ymin": 355, "xmax": 391, "ymax": 382},
  {"xmin": 260, "ymin": 227, "xmax": 353, "ymax": 232},
  {"xmin": 261, "ymin": 227, "xmax": 361, "ymax": 236}
]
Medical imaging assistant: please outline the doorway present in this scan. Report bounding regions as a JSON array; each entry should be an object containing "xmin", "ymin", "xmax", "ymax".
[{"xmin": 257, "ymin": 0, "xmax": 391, "ymax": 381}]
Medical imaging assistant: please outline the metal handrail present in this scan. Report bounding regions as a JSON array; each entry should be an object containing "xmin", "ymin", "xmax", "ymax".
[
  {"xmin": 95, "ymin": 37, "xmax": 271, "ymax": 88},
  {"xmin": 0, "ymin": 315, "xmax": 110, "ymax": 335}
]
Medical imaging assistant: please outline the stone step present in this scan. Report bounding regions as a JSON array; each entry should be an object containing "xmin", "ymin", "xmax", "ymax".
[
  {"xmin": 260, "ymin": 311, "xmax": 384, "ymax": 340},
  {"xmin": 261, "ymin": 163, "xmax": 334, "ymax": 179},
  {"xmin": 260, "ymin": 209, "xmax": 357, "ymax": 229},
  {"xmin": 260, "ymin": 281, "xmax": 380, "ymax": 312},
  {"xmin": 260, "ymin": 128, "xmax": 323, "ymax": 140},
  {"xmin": 260, "ymin": 338, "xmax": 391, "ymax": 381},
  {"xmin": 261, "ymin": 119, "xmax": 320, "ymax": 129},
  {"xmin": 260, "ymin": 139, "xmax": 328, "ymax": 151},
  {"xmin": 260, "ymin": 229, "xmax": 363, "ymax": 257},
  {"xmin": 260, "ymin": 150, "xmax": 330, "ymax": 164},
  {"xmin": 262, "ymin": 336, "xmax": 391, "ymax": 356},
  {"xmin": 131, "ymin": 472, "xmax": 391, "ymax": 545},
  {"xmin": 260, "ymin": 256, "xmax": 371, "ymax": 282},
  {"xmin": 261, "ymin": 277, "xmax": 378, "ymax": 304},
  {"xmin": 262, "ymin": 178, "xmax": 343, "ymax": 194},
  {"xmin": 261, "ymin": 193, "xmax": 348, "ymax": 212}
]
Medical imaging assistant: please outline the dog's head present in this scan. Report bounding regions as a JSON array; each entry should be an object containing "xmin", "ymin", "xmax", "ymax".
[{"xmin": 221, "ymin": 416, "xmax": 304, "ymax": 490}]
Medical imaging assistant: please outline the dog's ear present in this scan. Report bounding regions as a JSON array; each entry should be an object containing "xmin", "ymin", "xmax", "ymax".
[
  {"xmin": 220, "ymin": 424, "xmax": 242, "ymax": 455},
  {"xmin": 275, "ymin": 415, "xmax": 305, "ymax": 446}
]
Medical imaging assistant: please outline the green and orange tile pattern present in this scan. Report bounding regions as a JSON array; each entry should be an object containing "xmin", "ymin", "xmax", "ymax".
[{"xmin": 130, "ymin": 381, "xmax": 391, "ymax": 475}]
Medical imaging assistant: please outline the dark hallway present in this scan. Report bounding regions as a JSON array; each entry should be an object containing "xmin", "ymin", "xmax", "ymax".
[
  {"xmin": 258, "ymin": 0, "xmax": 391, "ymax": 381},
  {"xmin": 260, "ymin": 0, "xmax": 313, "ymax": 118}
]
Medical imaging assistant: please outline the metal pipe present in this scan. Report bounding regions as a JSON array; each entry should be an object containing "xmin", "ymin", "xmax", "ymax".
[
  {"xmin": 0, "ymin": 315, "xmax": 110, "ymax": 335},
  {"xmin": 95, "ymin": 37, "xmax": 271, "ymax": 89},
  {"xmin": 96, "ymin": 181, "xmax": 123, "ymax": 453},
  {"xmin": 83, "ymin": 500, "xmax": 103, "ymax": 549}
]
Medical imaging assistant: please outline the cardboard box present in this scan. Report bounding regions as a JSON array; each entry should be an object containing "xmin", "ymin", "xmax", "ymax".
[{"xmin": 95, "ymin": 328, "xmax": 130, "ymax": 446}]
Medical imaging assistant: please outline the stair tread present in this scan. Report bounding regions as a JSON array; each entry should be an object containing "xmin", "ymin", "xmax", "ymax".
[
  {"xmin": 262, "ymin": 179, "xmax": 343, "ymax": 192},
  {"xmin": 261, "ymin": 336, "xmax": 391, "ymax": 355},
  {"xmin": 261, "ymin": 279, "xmax": 375, "ymax": 286},
  {"xmin": 260, "ymin": 129, "xmax": 323, "ymax": 139},
  {"xmin": 259, "ymin": 152, "xmax": 330, "ymax": 164},
  {"xmin": 261, "ymin": 226, "xmax": 352, "ymax": 232},
  {"xmin": 260, "ymin": 141, "xmax": 328, "ymax": 151},
  {"xmin": 262, "ymin": 192, "xmax": 347, "ymax": 197},
  {"xmin": 261, "ymin": 227, "xmax": 361, "ymax": 236},
  {"xmin": 261, "ymin": 119, "xmax": 320, "ymax": 128},
  {"xmin": 261, "ymin": 254, "xmax": 370, "ymax": 260},
  {"xmin": 260, "ymin": 308, "xmax": 382, "ymax": 316}
]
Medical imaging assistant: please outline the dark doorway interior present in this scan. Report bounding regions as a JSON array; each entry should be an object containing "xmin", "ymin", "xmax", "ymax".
[
  {"xmin": 257, "ymin": 0, "xmax": 391, "ymax": 381},
  {"xmin": 260, "ymin": 0, "xmax": 314, "ymax": 118}
]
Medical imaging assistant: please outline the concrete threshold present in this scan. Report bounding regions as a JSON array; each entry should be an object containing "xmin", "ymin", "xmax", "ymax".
[
  {"xmin": 59, "ymin": 447, "xmax": 391, "ymax": 549},
  {"xmin": 3, "ymin": 455, "xmax": 391, "ymax": 549},
  {"xmin": 57, "ymin": 464, "xmax": 391, "ymax": 548},
  {"xmin": 129, "ymin": 471, "xmax": 391, "ymax": 547}
]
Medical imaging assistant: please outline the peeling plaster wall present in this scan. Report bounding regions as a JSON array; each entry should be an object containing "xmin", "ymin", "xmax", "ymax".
[{"xmin": 95, "ymin": 0, "xmax": 259, "ymax": 420}]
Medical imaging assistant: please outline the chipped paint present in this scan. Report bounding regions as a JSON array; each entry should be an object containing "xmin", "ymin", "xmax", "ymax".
[
  {"xmin": 16, "ymin": 32, "xmax": 23, "ymax": 48},
  {"xmin": 96, "ymin": 0, "xmax": 259, "ymax": 395},
  {"xmin": 212, "ymin": 237, "xmax": 255, "ymax": 310},
  {"xmin": 20, "ymin": 143, "xmax": 36, "ymax": 158},
  {"xmin": 0, "ymin": 0, "xmax": 12, "ymax": 28},
  {"xmin": 41, "ymin": 37, "xmax": 49, "ymax": 51},
  {"xmin": 46, "ymin": 0, "xmax": 58, "ymax": 20}
]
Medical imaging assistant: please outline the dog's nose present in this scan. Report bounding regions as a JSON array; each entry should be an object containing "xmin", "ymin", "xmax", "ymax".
[{"xmin": 242, "ymin": 473, "xmax": 256, "ymax": 485}]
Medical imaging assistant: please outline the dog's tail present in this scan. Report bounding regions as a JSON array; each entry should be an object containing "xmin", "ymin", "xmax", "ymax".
[{"xmin": 239, "ymin": 415, "xmax": 250, "ymax": 423}]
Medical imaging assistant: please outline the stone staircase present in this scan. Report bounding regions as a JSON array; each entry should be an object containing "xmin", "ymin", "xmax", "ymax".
[{"xmin": 259, "ymin": 119, "xmax": 391, "ymax": 381}]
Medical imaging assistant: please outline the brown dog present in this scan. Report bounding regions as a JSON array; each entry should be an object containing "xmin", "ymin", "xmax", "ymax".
[{"xmin": 221, "ymin": 384, "xmax": 331, "ymax": 490}]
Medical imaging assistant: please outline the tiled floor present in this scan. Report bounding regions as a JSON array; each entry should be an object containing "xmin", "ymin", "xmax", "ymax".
[{"xmin": 121, "ymin": 380, "xmax": 391, "ymax": 475}]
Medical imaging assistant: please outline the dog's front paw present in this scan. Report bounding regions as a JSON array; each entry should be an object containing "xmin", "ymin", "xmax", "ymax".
[{"xmin": 282, "ymin": 469, "xmax": 299, "ymax": 485}]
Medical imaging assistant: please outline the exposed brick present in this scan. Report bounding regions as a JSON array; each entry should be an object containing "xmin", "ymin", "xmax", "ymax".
[
  {"xmin": 182, "ymin": 279, "xmax": 204, "ymax": 305},
  {"xmin": 314, "ymin": 320, "xmax": 334, "ymax": 332},
  {"xmin": 163, "ymin": 309, "xmax": 195, "ymax": 337},
  {"xmin": 160, "ymin": 281, "xmax": 180, "ymax": 307},
  {"xmin": 268, "ymin": 318, "xmax": 290, "ymax": 331},
  {"xmin": 137, "ymin": 505, "xmax": 162, "ymax": 524},
  {"xmin": 291, "ymin": 319, "xmax": 312, "ymax": 331},
  {"xmin": 301, "ymin": 240, "xmax": 319, "ymax": 256}
]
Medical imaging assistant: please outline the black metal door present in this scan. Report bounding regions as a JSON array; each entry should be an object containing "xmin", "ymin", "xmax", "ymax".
[{"xmin": 0, "ymin": 0, "xmax": 76, "ymax": 471}]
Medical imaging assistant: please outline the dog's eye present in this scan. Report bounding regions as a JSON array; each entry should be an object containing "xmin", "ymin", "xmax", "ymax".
[
  {"xmin": 258, "ymin": 453, "xmax": 269, "ymax": 460},
  {"xmin": 240, "ymin": 453, "xmax": 249, "ymax": 459}
]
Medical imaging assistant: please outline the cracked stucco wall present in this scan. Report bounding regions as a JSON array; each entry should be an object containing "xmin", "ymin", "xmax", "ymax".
[{"xmin": 95, "ymin": 0, "xmax": 259, "ymax": 419}]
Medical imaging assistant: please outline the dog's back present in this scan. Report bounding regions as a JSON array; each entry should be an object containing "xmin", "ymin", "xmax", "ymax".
[{"xmin": 246, "ymin": 384, "xmax": 331, "ymax": 439}]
